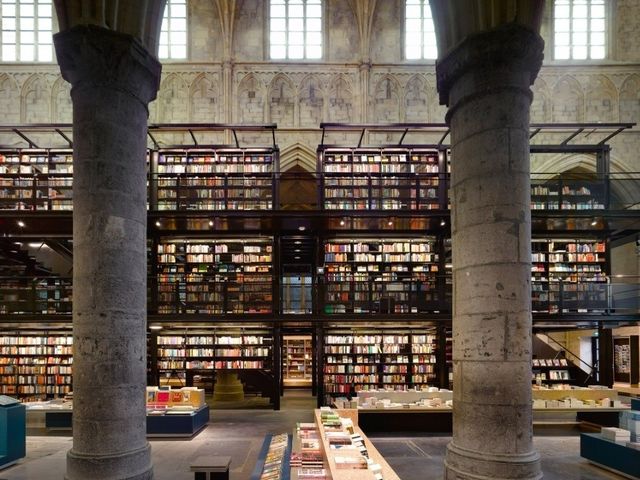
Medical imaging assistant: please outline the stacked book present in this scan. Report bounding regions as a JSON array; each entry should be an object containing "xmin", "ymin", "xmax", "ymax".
[
  {"xmin": 259, "ymin": 433, "xmax": 288, "ymax": 480},
  {"xmin": 291, "ymin": 422, "xmax": 326, "ymax": 478},
  {"xmin": 601, "ymin": 427, "xmax": 631, "ymax": 443}
]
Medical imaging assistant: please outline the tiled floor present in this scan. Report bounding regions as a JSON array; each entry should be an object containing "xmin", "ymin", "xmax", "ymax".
[{"xmin": 3, "ymin": 391, "xmax": 627, "ymax": 480}]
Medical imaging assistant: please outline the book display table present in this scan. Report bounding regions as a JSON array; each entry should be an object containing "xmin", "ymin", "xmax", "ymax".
[
  {"xmin": 0, "ymin": 395, "xmax": 25, "ymax": 469},
  {"xmin": 147, "ymin": 405, "xmax": 209, "ymax": 437}
]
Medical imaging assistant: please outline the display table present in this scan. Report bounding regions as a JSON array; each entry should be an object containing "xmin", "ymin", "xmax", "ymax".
[
  {"xmin": 0, "ymin": 395, "xmax": 25, "ymax": 469},
  {"xmin": 581, "ymin": 432, "xmax": 640, "ymax": 478},
  {"xmin": 147, "ymin": 405, "xmax": 209, "ymax": 437},
  {"xmin": 315, "ymin": 409, "xmax": 400, "ymax": 479}
]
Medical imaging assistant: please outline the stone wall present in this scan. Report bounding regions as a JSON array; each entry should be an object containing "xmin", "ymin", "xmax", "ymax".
[{"xmin": 0, "ymin": 0, "xmax": 638, "ymax": 173}]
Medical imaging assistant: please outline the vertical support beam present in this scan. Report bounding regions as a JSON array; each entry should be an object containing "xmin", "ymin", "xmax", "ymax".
[
  {"xmin": 273, "ymin": 323, "xmax": 282, "ymax": 411},
  {"xmin": 436, "ymin": 24, "xmax": 544, "ymax": 480},
  {"xmin": 55, "ymin": 25, "xmax": 161, "ymax": 480},
  {"xmin": 598, "ymin": 324, "xmax": 614, "ymax": 388},
  {"xmin": 316, "ymin": 323, "xmax": 324, "ymax": 408}
]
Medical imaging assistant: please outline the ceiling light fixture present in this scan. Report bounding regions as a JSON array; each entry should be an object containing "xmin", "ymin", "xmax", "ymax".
[
  {"xmin": 155, "ymin": 221, "xmax": 161, "ymax": 227},
  {"xmin": 294, "ymin": 241, "xmax": 301, "ymax": 245},
  {"xmin": 387, "ymin": 220, "xmax": 393, "ymax": 226},
  {"xmin": 149, "ymin": 325, "xmax": 163, "ymax": 331},
  {"xmin": 298, "ymin": 226, "xmax": 306, "ymax": 231},
  {"xmin": 209, "ymin": 220, "xmax": 214, "ymax": 227},
  {"xmin": 590, "ymin": 220, "xmax": 597, "ymax": 226},
  {"xmin": 17, "ymin": 220, "xmax": 25, "ymax": 228},
  {"xmin": 294, "ymin": 256, "xmax": 301, "ymax": 260},
  {"xmin": 440, "ymin": 219, "xmax": 446, "ymax": 226},
  {"xmin": 339, "ymin": 220, "xmax": 345, "ymax": 226}
]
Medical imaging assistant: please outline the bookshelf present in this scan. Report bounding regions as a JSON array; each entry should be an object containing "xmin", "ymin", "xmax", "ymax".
[
  {"xmin": 155, "ymin": 148, "xmax": 276, "ymax": 211},
  {"xmin": 322, "ymin": 330, "xmax": 439, "ymax": 403},
  {"xmin": 323, "ymin": 238, "xmax": 440, "ymax": 314},
  {"xmin": 530, "ymin": 178, "xmax": 606, "ymax": 211},
  {"xmin": 0, "ymin": 277, "xmax": 72, "ymax": 315},
  {"xmin": 156, "ymin": 331, "xmax": 274, "ymax": 387},
  {"xmin": 531, "ymin": 238, "xmax": 608, "ymax": 314},
  {"xmin": 532, "ymin": 358, "xmax": 572, "ymax": 385},
  {"xmin": 318, "ymin": 147, "xmax": 445, "ymax": 211},
  {"xmin": 0, "ymin": 333, "xmax": 73, "ymax": 401},
  {"xmin": 156, "ymin": 238, "xmax": 274, "ymax": 315},
  {"xmin": 0, "ymin": 151, "xmax": 73, "ymax": 211},
  {"xmin": 282, "ymin": 335, "xmax": 312, "ymax": 387}
]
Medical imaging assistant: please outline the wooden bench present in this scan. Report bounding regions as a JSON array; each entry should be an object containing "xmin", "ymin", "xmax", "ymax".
[{"xmin": 190, "ymin": 456, "xmax": 231, "ymax": 480}]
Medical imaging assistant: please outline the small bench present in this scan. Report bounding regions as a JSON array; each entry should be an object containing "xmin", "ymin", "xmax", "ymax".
[{"xmin": 190, "ymin": 456, "xmax": 231, "ymax": 480}]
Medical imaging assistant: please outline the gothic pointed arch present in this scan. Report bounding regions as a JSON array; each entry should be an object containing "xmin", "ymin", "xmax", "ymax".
[
  {"xmin": 158, "ymin": 73, "xmax": 189, "ymax": 122},
  {"xmin": 21, "ymin": 74, "xmax": 50, "ymax": 123},
  {"xmin": 328, "ymin": 75, "xmax": 354, "ymax": 123},
  {"xmin": 298, "ymin": 75, "xmax": 325, "ymax": 128},
  {"xmin": 585, "ymin": 75, "xmax": 617, "ymax": 122},
  {"xmin": 189, "ymin": 73, "xmax": 220, "ymax": 122},
  {"xmin": 373, "ymin": 75, "xmax": 400, "ymax": 122},
  {"xmin": 268, "ymin": 74, "xmax": 295, "ymax": 126},
  {"xmin": 404, "ymin": 74, "xmax": 430, "ymax": 122},
  {"xmin": 552, "ymin": 76, "xmax": 584, "ymax": 122},
  {"xmin": 531, "ymin": 77, "xmax": 551, "ymax": 123},
  {"xmin": 619, "ymin": 74, "xmax": 640, "ymax": 123},
  {"xmin": 237, "ymin": 73, "xmax": 265, "ymax": 123},
  {"xmin": 52, "ymin": 76, "xmax": 73, "ymax": 123},
  {"xmin": 0, "ymin": 74, "xmax": 20, "ymax": 123}
]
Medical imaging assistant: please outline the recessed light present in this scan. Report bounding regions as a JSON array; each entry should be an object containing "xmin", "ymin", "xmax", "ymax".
[
  {"xmin": 298, "ymin": 226, "xmax": 306, "ymax": 231},
  {"xmin": 339, "ymin": 220, "xmax": 345, "ymax": 226},
  {"xmin": 387, "ymin": 220, "xmax": 393, "ymax": 226},
  {"xmin": 209, "ymin": 220, "xmax": 214, "ymax": 226},
  {"xmin": 13, "ymin": 242, "xmax": 22, "ymax": 246},
  {"xmin": 294, "ymin": 256, "xmax": 300, "ymax": 260},
  {"xmin": 440, "ymin": 219, "xmax": 446, "ymax": 226},
  {"xmin": 294, "ymin": 241, "xmax": 301, "ymax": 245},
  {"xmin": 17, "ymin": 220, "xmax": 25, "ymax": 228},
  {"xmin": 155, "ymin": 221, "xmax": 161, "ymax": 227},
  {"xmin": 149, "ymin": 325, "xmax": 163, "ymax": 331},
  {"xmin": 295, "ymin": 249, "xmax": 301, "ymax": 253},
  {"xmin": 590, "ymin": 220, "xmax": 597, "ymax": 226}
]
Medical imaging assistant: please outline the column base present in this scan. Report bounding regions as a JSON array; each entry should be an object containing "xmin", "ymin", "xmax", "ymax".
[
  {"xmin": 66, "ymin": 443, "xmax": 153, "ymax": 480},
  {"xmin": 444, "ymin": 441, "xmax": 542, "ymax": 480}
]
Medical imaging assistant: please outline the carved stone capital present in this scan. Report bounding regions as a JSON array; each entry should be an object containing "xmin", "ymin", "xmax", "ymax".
[
  {"xmin": 54, "ymin": 25, "xmax": 162, "ymax": 107},
  {"xmin": 436, "ymin": 23, "xmax": 544, "ymax": 108}
]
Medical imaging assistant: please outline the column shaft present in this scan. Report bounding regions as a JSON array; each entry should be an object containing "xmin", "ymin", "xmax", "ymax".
[
  {"xmin": 437, "ymin": 25, "xmax": 544, "ymax": 480},
  {"xmin": 54, "ymin": 25, "xmax": 161, "ymax": 480}
]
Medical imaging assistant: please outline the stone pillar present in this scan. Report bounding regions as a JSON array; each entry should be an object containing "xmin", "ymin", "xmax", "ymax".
[
  {"xmin": 436, "ymin": 24, "xmax": 544, "ymax": 480},
  {"xmin": 54, "ymin": 25, "xmax": 161, "ymax": 480}
]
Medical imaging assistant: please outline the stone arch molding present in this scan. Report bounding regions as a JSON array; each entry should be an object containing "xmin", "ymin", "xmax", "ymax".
[
  {"xmin": 619, "ymin": 74, "xmax": 640, "ymax": 124},
  {"xmin": 158, "ymin": 73, "xmax": 189, "ymax": 123},
  {"xmin": 237, "ymin": 74, "xmax": 266, "ymax": 124},
  {"xmin": 189, "ymin": 73, "xmax": 219, "ymax": 122},
  {"xmin": 327, "ymin": 75, "xmax": 354, "ymax": 123},
  {"xmin": 585, "ymin": 75, "xmax": 617, "ymax": 122},
  {"xmin": 404, "ymin": 74, "xmax": 430, "ymax": 123},
  {"xmin": 280, "ymin": 142, "xmax": 317, "ymax": 173},
  {"xmin": 52, "ymin": 76, "xmax": 72, "ymax": 123},
  {"xmin": 373, "ymin": 75, "xmax": 401, "ymax": 123},
  {"xmin": 552, "ymin": 76, "xmax": 584, "ymax": 123},
  {"xmin": 298, "ymin": 75, "xmax": 325, "ymax": 128},
  {"xmin": 0, "ymin": 74, "xmax": 20, "ymax": 123},
  {"xmin": 268, "ymin": 74, "xmax": 295, "ymax": 127},
  {"xmin": 21, "ymin": 74, "xmax": 50, "ymax": 123},
  {"xmin": 531, "ymin": 77, "xmax": 551, "ymax": 123}
]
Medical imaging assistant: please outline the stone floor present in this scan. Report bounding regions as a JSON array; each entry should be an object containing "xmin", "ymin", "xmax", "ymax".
[{"xmin": 3, "ymin": 390, "xmax": 626, "ymax": 480}]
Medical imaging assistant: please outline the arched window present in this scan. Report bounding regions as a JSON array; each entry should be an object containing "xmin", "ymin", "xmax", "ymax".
[
  {"xmin": 270, "ymin": 0, "xmax": 322, "ymax": 60},
  {"xmin": 554, "ymin": 0, "xmax": 606, "ymax": 60},
  {"xmin": 405, "ymin": 0, "xmax": 437, "ymax": 60},
  {"xmin": 0, "ymin": 0, "xmax": 53, "ymax": 62},
  {"xmin": 159, "ymin": 0, "xmax": 187, "ymax": 60}
]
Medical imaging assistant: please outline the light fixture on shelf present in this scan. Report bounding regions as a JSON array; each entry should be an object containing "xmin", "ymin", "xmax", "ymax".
[
  {"xmin": 209, "ymin": 220, "xmax": 214, "ymax": 227},
  {"xmin": 149, "ymin": 325, "xmax": 163, "ymax": 331},
  {"xmin": 339, "ymin": 220, "xmax": 345, "ymax": 226},
  {"xmin": 155, "ymin": 221, "xmax": 161, "ymax": 227},
  {"xmin": 294, "ymin": 256, "xmax": 300, "ymax": 260},
  {"xmin": 298, "ymin": 226, "xmax": 306, "ymax": 231},
  {"xmin": 294, "ymin": 240, "xmax": 301, "ymax": 245},
  {"xmin": 591, "ymin": 219, "xmax": 598, "ymax": 226},
  {"xmin": 17, "ymin": 220, "xmax": 25, "ymax": 228},
  {"xmin": 387, "ymin": 220, "xmax": 393, "ymax": 226},
  {"xmin": 294, "ymin": 249, "xmax": 300, "ymax": 253},
  {"xmin": 440, "ymin": 219, "xmax": 446, "ymax": 226}
]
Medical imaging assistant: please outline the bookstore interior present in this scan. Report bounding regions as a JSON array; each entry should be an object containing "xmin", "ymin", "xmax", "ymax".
[{"xmin": 0, "ymin": 1, "xmax": 639, "ymax": 479}]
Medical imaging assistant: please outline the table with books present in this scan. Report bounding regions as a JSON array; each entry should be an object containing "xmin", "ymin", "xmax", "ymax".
[{"xmin": 289, "ymin": 408, "xmax": 400, "ymax": 480}]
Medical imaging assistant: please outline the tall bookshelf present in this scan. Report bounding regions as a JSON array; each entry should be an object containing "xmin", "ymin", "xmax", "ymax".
[
  {"xmin": 321, "ymin": 329, "xmax": 439, "ymax": 404},
  {"xmin": 323, "ymin": 238, "xmax": 440, "ymax": 314},
  {"xmin": 0, "ymin": 333, "xmax": 73, "ymax": 401},
  {"xmin": 0, "ymin": 150, "xmax": 73, "ymax": 211},
  {"xmin": 154, "ymin": 148, "xmax": 276, "ymax": 211},
  {"xmin": 156, "ymin": 238, "xmax": 274, "ymax": 314},
  {"xmin": 156, "ymin": 331, "xmax": 273, "ymax": 387},
  {"xmin": 531, "ymin": 238, "xmax": 608, "ymax": 314},
  {"xmin": 318, "ymin": 147, "xmax": 445, "ymax": 211},
  {"xmin": 0, "ymin": 277, "xmax": 72, "ymax": 315},
  {"xmin": 282, "ymin": 335, "xmax": 312, "ymax": 387},
  {"xmin": 530, "ymin": 178, "xmax": 607, "ymax": 210}
]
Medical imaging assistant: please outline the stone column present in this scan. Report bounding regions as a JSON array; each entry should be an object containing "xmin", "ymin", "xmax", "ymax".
[
  {"xmin": 436, "ymin": 24, "xmax": 544, "ymax": 480},
  {"xmin": 54, "ymin": 25, "xmax": 161, "ymax": 480}
]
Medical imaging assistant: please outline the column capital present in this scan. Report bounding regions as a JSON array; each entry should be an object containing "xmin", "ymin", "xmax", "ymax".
[
  {"xmin": 436, "ymin": 23, "xmax": 544, "ymax": 108},
  {"xmin": 54, "ymin": 25, "xmax": 162, "ymax": 107}
]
